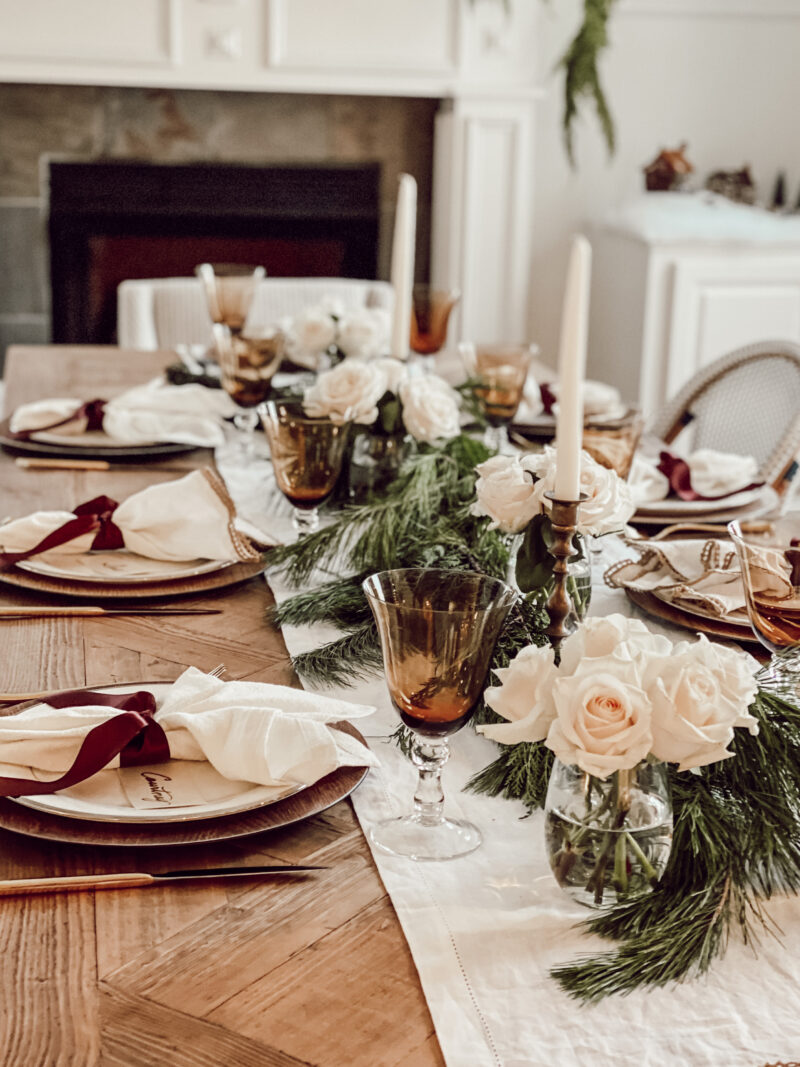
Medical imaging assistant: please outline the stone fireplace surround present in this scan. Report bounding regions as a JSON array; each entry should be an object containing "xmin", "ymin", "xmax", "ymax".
[
  {"xmin": 0, "ymin": 86, "xmax": 437, "ymax": 359},
  {"xmin": 0, "ymin": 0, "xmax": 539, "ymax": 364}
]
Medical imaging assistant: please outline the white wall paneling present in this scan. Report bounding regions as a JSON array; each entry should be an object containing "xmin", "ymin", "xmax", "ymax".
[
  {"xmin": 623, "ymin": 0, "xmax": 800, "ymax": 17},
  {"xmin": 266, "ymin": 0, "xmax": 460, "ymax": 74},
  {"xmin": 432, "ymin": 96, "xmax": 535, "ymax": 343},
  {"xmin": 0, "ymin": 0, "xmax": 178, "ymax": 67}
]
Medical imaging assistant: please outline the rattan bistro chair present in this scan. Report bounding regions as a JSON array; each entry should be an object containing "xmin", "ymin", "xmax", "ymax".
[
  {"xmin": 117, "ymin": 276, "xmax": 394, "ymax": 351},
  {"xmin": 648, "ymin": 340, "xmax": 800, "ymax": 494}
]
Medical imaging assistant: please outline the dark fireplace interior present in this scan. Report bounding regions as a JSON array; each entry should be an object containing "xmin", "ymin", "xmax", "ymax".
[{"xmin": 49, "ymin": 160, "xmax": 382, "ymax": 344}]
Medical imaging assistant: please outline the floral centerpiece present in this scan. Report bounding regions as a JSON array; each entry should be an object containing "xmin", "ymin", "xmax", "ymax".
[
  {"xmin": 471, "ymin": 446, "xmax": 635, "ymax": 622},
  {"xmin": 302, "ymin": 357, "xmax": 462, "ymax": 498},
  {"xmin": 285, "ymin": 299, "xmax": 391, "ymax": 371},
  {"xmin": 479, "ymin": 614, "xmax": 759, "ymax": 906}
]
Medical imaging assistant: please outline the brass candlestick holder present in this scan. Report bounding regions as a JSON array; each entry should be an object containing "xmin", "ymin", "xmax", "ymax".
[{"xmin": 543, "ymin": 491, "xmax": 587, "ymax": 653}]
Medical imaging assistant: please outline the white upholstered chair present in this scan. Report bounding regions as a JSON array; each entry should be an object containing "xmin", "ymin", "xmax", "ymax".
[
  {"xmin": 117, "ymin": 277, "xmax": 394, "ymax": 350},
  {"xmin": 648, "ymin": 339, "xmax": 800, "ymax": 492}
]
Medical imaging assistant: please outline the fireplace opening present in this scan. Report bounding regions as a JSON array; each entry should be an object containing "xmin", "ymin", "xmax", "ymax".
[{"xmin": 48, "ymin": 160, "xmax": 382, "ymax": 344}]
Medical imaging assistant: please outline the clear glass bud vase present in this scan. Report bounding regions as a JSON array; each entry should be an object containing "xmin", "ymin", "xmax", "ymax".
[
  {"xmin": 347, "ymin": 430, "xmax": 410, "ymax": 502},
  {"xmin": 544, "ymin": 758, "xmax": 673, "ymax": 908},
  {"xmin": 510, "ymin": 513, "xmax": 592, "ymax": 630}
]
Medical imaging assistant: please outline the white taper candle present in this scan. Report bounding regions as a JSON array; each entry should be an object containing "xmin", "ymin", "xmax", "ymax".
[
  {"xmin": 553, "ymin": 235, "xmax": 592, "ymax": 500},
  {"xmin": 389, "ymin": 173, "xmax": 417, "ymax": 360}
]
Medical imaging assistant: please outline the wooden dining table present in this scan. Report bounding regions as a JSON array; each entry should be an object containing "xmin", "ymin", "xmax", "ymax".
[{"xmin": 0, "ymin": 346, "xmax": 444, "ymax": 1067}]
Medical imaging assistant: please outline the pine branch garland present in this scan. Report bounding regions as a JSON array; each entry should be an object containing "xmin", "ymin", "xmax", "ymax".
[
  {"xmin": 266, "ymin": 428, "xmax": 800, "ymax": 1002},
  {"xmin": 290, "ymin": 622, "xmax": 383, "ymax": 688}
]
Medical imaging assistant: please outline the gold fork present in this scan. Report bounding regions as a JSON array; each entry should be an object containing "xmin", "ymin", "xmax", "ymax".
[{"xmin": 0, "ymin": 664, "xmax": 228, "ymax": 704}]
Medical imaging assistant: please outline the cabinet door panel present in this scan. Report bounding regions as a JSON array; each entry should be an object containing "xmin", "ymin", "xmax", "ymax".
[{"xmin": 667, "ymin": 256, "xmax": 800, "ymax": 396}]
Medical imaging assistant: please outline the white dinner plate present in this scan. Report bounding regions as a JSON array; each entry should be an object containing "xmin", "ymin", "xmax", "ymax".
[
  {"xmin": 11, "ymin": 683, "xmax": 303, "ymax": 824},
  {"xmin": 634, "ymin": 486, "xmax": 764, "ymax": 516},
  {"xmin": 16, "ymin": 552, "xmax": 232, "ymax": 584}
]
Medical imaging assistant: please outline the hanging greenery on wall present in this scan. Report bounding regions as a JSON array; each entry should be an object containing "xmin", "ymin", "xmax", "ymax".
[
  {"xmin": 484, "ymin": 0, "xmax": 619, "ymax": 162},
  {"xmin": 558, "ymin": 0, "xmax": 618, "ymax": 163}
]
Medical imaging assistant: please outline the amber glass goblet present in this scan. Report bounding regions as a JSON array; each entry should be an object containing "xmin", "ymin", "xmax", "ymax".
[
  {"xmin": 196, "ymin": 262, "xmax": 265, "ymax": 337},
  {"xmin": 459, "ymin": 342, "xmax": 538, "ymax": 453},
  {"xmin": 729, "ymin": 515, "xmax": 800, "ymax": 694},
  {"xmin": 410, "ymin": 286, "xmax": 460, "ymax": 369},
  {"xmin": 214, "ymin": 328, "xmax": 286, "ymax": 456},
  {"xmin": 581, "ymin": 409, "xmax": 644, "ymax": 480},
  {"xmin": 259, "ymin": 401, "xmax": 351, "ymax": 534},
  {"xmin": 363, "ymin": 568, "xmax": 516, "ymax": 860}
]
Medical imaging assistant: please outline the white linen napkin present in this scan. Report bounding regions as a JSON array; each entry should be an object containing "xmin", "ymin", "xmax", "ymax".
[
  {"xmin": 0, "ymin": 668, "xmax": 378, "ymax": 809},
  {"xmin": 0, "ymin": 468, "xmax": 265, "ymax": 563},
  {"xmin": 629, "ymin": 448, "xmax": 761, "ymax": 506},
  {"xmin": 605, "ymin": 537, "xmax": 749, "ymax": 619},
  {"xmin": 516, "ymin": 377, "xmax": 625, "ymax": 424},
  {"xmin": 10, "ymin": 379, "xmax": 236, "ymax": 448}
]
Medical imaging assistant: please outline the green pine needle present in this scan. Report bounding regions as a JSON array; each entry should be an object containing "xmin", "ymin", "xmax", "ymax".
[{"xmin": 290, "ymin": 622, "xmax": 383, "ymax": 688}]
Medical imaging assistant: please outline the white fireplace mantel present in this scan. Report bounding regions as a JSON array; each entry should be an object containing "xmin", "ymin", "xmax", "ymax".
[{"xmin": 0, "ymin": 0, "xmax": 540, "ymax": 341}]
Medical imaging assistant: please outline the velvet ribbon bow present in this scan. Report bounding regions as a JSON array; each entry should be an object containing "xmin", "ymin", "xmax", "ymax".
[
  {"xmin": 0, "ymin": 689, "xmax": 170, "ymax": 799},
  {"xmin": 0, "ymin": 495, "xmax": 124, "ymax": 569},
  {"xmin": 656, "ymin": 451, "xmax": 764, "ymax": 502},
  {"xmin": 9, "ymin": 398, "xmax": 107, "ymax": 441}
]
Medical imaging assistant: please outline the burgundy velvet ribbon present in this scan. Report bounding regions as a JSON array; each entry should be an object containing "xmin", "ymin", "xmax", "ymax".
[
  {"xmin": 540, "ymin": 382, "xmax": 557, "ymax": 416},
  {"xmin": 9, "ymin": 398, "xmax": 107, "ymax": 441},
  {"xmin": 656, "ymin": 451, "xmax": 764, "ymax": 502},
  {"xmin": 0, "ymin": 495, "xmax": 124, "ymax": 570},
  {"xmin": 0, "ymin": 688, "xmax": 170, "ymax": 799}
]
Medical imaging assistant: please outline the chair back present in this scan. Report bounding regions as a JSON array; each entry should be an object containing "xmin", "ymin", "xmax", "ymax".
[
  {"xmin": 118, "ymin": 277, "xmax": 394, "ymax": 350},
  {"xmin": 648, "ymin": 340, "xmax": 800, "ymax": 491}
]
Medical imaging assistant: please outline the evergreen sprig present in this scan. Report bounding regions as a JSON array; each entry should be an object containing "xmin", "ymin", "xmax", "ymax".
[{"xmin": 559, "ymin": 0, "xmax": 618, "ymax": 164}]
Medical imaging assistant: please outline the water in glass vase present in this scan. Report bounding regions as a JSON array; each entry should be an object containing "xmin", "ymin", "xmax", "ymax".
[{"xmin": 544, "ymin": 760, "xmax": 673, "ymax": 908}]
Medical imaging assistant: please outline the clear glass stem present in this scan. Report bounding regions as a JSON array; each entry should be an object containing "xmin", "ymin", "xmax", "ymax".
[
  {"xmin": 292, "ymin": 506, "xmax": 320, "ymax": 535},
  {"xmin": 483, "ymin": 423, "xmax": 509, "ymax": 454},
  {"xmin": 411, "ymin": 737, "xmax": 449, "ymax": 827},
  {"xmin": 233, "ymin": 409, "xmax": 258, "ymax": 458}
]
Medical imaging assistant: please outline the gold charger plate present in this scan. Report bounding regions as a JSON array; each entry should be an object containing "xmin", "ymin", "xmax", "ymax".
[
  {"xmin": 0, "ymin": 558, "xmax": 265, "ymax": 600},
  {"xmin": 0, "ymin": 703, "xmax": 369, "ymax": 848},
  {"xmin": 625, "ymin": 587, "xmax": 766, "ymax": 656}
]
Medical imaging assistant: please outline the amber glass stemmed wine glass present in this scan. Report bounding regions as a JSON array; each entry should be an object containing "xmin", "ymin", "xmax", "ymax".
[
  {"xmin": 410, "ymin": 285, "xmax": 460, "ymax": 371},
  {"xmin": 363, "ymin": 568, "xmax": 516, "ymax": 860},
  {"xmin": 259, "ymin": 400, "xmax": 351, "ymax": 534},
  {"xmin": 459, "ymin": 342, "xmax": 538, "ymax": 453},
  {"xmin": 729, "ymin": 514, "xmax": 800, "ymax": 695},
  {"xmin": 215, "ymin": 329, "xmax": 286, "ymax": 456},
  {"xmin": 196, "ymin": 262, "xmax": 266, "ymax": 337}
]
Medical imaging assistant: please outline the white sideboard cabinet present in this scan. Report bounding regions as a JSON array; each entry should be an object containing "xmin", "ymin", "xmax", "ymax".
[{"xmin": 589, "ymin": 194, "xmax": 800, "ymax": 417}]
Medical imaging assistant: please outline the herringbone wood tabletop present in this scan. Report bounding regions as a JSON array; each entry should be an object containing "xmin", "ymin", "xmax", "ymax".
[{"xmin": 0, "ymin": 347, "xmax": 444, "ymax": 1067}]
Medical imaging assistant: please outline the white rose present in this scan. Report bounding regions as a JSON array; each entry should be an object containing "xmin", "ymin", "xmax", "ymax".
[
  {"xmin": 399, "ymin": 375, "xmax": 461, "ymax": 445},
  {"xmin": 531, "ymin": 447, "xmax": 635, "ymax": 536},
  {"xmin": 546, "ymin": 658, "xmax": 653, "ymax": 778},
  {"xmin": 645, "ymin": 635, "xmax": 758, "ymax": 771},
  {"xmin": 317, "ymin": 294, "xmax": 345, "ymax": 319},
  {"xmin": 372, "ymin": 356, "xmax": 407, "ymax": 396},
  {"xmin": 471, "ymin": 455, "xmax": 542, "ymax": 534},
  {"xmin": 559, "ymin": 615, "xmax": 673, "ymax": 676},
  {"xmin": 288, "ymin": 307, "xmax": 338, "ymax": 368},
  {"xmin": 478, "ymin": 644, "xmax": 558, "ymax": 745},
  {"xmin": 337, "ymin": 308, "xmax": 390, "ymax": 360},
  {"xmin": 302, "ymin": 360, "xmax": 388, "ymax": 426}
]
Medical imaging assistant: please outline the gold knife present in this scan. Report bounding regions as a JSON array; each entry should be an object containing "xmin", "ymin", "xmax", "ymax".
[
  {"xmin": 0, "ymin": 607, "xmax": 222, "ymax": 618},
  {"xmin": 0, "ymin": 865, "xmax": 327, "ymax": 896}
]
